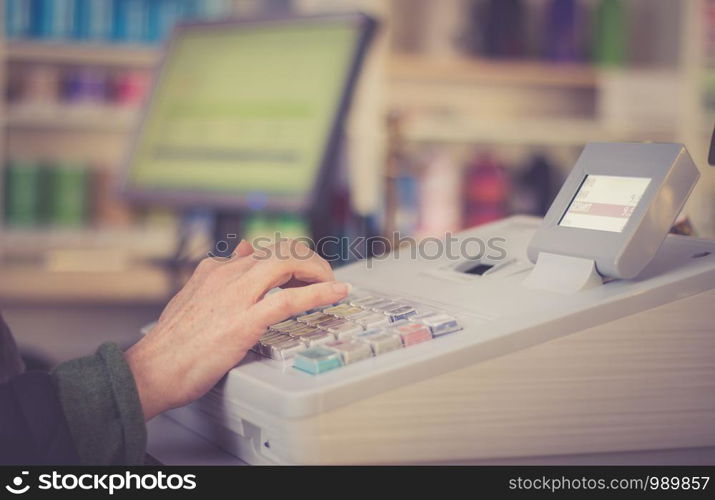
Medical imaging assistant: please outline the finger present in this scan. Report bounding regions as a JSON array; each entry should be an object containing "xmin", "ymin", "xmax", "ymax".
[
  {"xmin": 281, "ymin": 251, "xmax": 333, "ymax": 288},
  {"xmin": 241, "ymin": 255, "xmax": 335, "ymax": 300},
  {"xmin": 254, "ymin": 239, "xmax": 331, "ymax": 275},
  {"xmin": 194, "ymin": 237, "xmax": 251, "ymax": 278},
  {"xmin": 276, "ymin": 239, "xmax": 331, "ymax": 277},
  {"xmin": 234, "ymin": 239, "xmax": 254, "ymax": 258},
  {"xmin": 288, "ymin": 240, "xmax": 332, "ymax": 274},
  {"xmin": 203, "ymin": 240, "xmax": 259, "ymax": 280},
  {"xmin": 207, "ymin": 238, "xmax": 253, "ymax": 268},
  {"xmin": 249, "ymin": 281, "xmax": 350, "ymax": 330}
]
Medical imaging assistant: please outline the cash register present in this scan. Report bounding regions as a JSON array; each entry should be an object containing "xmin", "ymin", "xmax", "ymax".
[
  {"xmin": 160, "ymin": 142, "xmax": 715, "ymax": 464},
  {"xmin": 124, "ymin": 14, "xmax": 715, "ymax": 466}
]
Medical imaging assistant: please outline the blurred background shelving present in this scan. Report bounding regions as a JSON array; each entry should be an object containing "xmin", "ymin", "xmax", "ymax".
[
  {"xmin": 380, "ymin": 0, "xmax": 712, "ymax": 246},
  {"xmin": 388, "ymin": 54, "xmax": 599, "ymax": 88},
  {"xmin": 0, "ymin": 0, "xmax": 225, "ymax": 303},
  {"xmin": 6, "ymin": 40, "xmax": 160, "ymax": 66},
  {"xmin": 1, "ymin": 0, "xmax": 714, "ymax": 305}
]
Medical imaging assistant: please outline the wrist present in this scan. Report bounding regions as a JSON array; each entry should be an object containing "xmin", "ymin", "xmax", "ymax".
[{"xmin": 124, "ymin": 342, "xmax": 169, "ymax": 421}]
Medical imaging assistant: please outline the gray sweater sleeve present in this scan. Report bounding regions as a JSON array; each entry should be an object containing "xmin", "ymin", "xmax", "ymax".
[{"xmin": 52, "ymin": 343, "xmax": 147, "ymax": 465}]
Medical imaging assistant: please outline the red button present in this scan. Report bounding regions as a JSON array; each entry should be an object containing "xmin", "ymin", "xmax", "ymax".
[{"xmin": 396, "ymin": 323, "xmax": 432, "ymax": 347}]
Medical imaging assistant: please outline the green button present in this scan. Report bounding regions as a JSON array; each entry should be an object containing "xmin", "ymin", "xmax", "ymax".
[{"xmin": 293, "ymin": 347, "xmax": 343, "ymax": 375}]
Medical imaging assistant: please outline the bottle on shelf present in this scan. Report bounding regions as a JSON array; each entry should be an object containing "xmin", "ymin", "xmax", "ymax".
[
  {"xmin": 393, "ymin": 169, "xmax": 420, "ymax": 237},
  {"xmin": 48, "ymin": 161, "xmax": 90, "ymax": 227},
  {"xmin": 593, "ymin": 0, "xmax": 626, "ymax": 66},
  {"xmin": 109, "ymin": 69, "xmax": 151, "ymax": 107},
  {"xmin": 9, "ymin": 64, "xmax": 61, "ymax": 115},
  {"xmin": 417, "ymin": 147, "xmax": 461, "ymax": 238},
  {"xmin": 543, "ymin": 0, "xmax": 586, "ymax": 62},
  {"xmin": 91, "ymin": 167, "xmax": 136, "ymax": 227},
  {"xmin": 511, "ymin": 153, "xmax": 558, "ymax": 216},
  {"xmin": 473, "ymin": 0, "xmax": 526, "ymax": 59},
  {"xmin": 61, "ymin": 66, "xmax": 108, "ymax": 107},
  {"xmin": 3, "ymin": 158, "xmax": 96, "ymax": 229},
  {"xmin": 3, "ymin": 159, "xmax": 44, "ymax": 227},
  {"xmin": 4, "ymin": 0, "xmax": 234, "ymax": 45},
  {"xmin": 72, "ymin": 0, "xmax": 112, "ymax": 41},
  {"xmin": 462, "ymin": 152, "xmax": 510, "ymax": 228}
]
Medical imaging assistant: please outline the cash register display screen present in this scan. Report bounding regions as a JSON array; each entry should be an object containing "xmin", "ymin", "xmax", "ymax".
[{"xmin": 559, "ymin": 175, "xmax": 651, "ymax": 233}]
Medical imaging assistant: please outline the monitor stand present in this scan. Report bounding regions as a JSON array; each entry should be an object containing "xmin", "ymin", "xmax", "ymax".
[
  {"xmin": 211, "ymin": 212, "xmax": 244, "ymax": 260},
  {"xmin": 167, "ymin": 126, "xmax": 374, "ymax": 282},
  {"xmin": 150, "ymin": 211, "xmax": 238, "ymax": 296}
]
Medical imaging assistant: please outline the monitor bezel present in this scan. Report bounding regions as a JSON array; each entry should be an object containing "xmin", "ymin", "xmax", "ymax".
[{"xmin": 119, "ymin": 12, "xmax": 377, "ymax": 212}]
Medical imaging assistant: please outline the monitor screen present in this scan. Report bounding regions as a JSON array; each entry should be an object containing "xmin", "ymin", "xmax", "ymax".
[
  {"xmin": 559, "ymin": 175, "xmax": 651, "ymax": 233},
  {"xmin": 124, "ymin": 16, "xmax": 368, "ymax": 209}
]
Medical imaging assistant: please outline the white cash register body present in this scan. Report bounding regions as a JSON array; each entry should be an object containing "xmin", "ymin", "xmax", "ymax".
[{"xmin": 167, "ymin": 143, "xmax": 715, "ymax": 464}]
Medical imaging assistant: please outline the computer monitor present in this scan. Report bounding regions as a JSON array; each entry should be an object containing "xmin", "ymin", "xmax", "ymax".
[{"xmin": 121, "ymin": 13, "xmax": 376, "ymax": 212}]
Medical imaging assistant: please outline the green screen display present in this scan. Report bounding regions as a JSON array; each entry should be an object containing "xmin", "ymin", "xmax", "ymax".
[{"xmin": 127, "ymin": 20, "xmax": 359, "ymax": 199}]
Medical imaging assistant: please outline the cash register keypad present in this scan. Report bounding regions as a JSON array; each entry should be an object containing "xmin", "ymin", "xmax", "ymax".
[{"xmin": 252, "ymin": 292, "xmax": 462, "ymax": 375}]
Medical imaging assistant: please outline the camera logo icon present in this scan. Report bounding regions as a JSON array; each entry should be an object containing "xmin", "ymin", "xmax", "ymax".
[{"xmin": 5, "ymin": 471, "xmax": 30, "ymax": 495}]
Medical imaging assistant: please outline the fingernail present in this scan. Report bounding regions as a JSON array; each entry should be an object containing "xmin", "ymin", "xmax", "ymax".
[{"xmin": 332, "ymin": 282, "xmax": 350, "ymax": 294}]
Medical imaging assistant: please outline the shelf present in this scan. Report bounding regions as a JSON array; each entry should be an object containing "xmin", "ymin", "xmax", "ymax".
[
  {"xmin": 0, "ymin": 265, "xmax": 171, "ymax": 304},
  {"xmin": 5, "ymin": 107, "xmax": 139, "ymax": 132},
  {"xmin": 0, "ymin": 225, "xmax": 178, "ymax": 303},
  {"xmin": 0, "ymin": 227, "xmax": 176, "ymax": 256},
  {"xmin": 0, "ymin": 226, "xmax": 178, "ymax": 303},
  {"xmin": 6, "ymin": 41, "xmax": 160, "ymax": 67},
  {"xmin": 401, "ymin": 116, "xmax": 610, "ymax": 145},
  {"xmin": 399, "ymin": 116, "xmax": 675, "ymax": 146},
  {"xmin": 388, "ymin": 54, "xmax": 599, "ymax": 89}
]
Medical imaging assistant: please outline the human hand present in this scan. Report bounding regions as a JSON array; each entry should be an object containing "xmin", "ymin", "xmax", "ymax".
[{"xmin": 125, "ymin": 239, "xmax": 349, "ymax": 420}]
